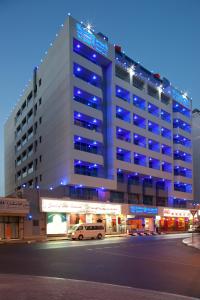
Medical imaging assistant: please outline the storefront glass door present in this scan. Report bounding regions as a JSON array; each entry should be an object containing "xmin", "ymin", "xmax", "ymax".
[{"xmin": 0, "ymin": 217, "xmax": 19, "ymax": 240}]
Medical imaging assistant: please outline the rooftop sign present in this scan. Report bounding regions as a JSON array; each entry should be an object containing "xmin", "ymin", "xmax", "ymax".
[
  {"xmin": 76, "ymin": 23, "xmax": 108, "ymax": 57},
  {"xmin": 130, "ymin": 206, "xmax": 158, "ymax": 215},
  {"xmin": 171, "ymin": 87, "xmax": 191, "ymax": 109}
]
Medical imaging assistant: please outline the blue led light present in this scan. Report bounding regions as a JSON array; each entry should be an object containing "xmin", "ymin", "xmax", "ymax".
[
  {"xmin": 92, "ymin": 53, "xmax": 97, "ymax": 58},
  {"xmin": 117, "ymin": 108, "xmax": 122, "ymax": 113},
  {"xmin": 117, "ymin": 89, "xmax": 121, "ymax": 93},
  {"xmin": 93, "ymin": 119, "xmax": 97, "ymax": 123},
  {"xmin": 76, "ymin": 44, "xmax": 81, "ymax": 48},
  {"xmin": 76, "ymin": 67, "xmax": 81, "ymax": 72},
  {"xmin": 77, "ymin": 90, "xmax": 81, "ymax": 95},
  {"xmin": 92, "ymin": 75, "xmax": 97, "ymax": 80},
  {"xmin": 93, "ymin": 96, "xmax": 97, "ymax": 101}
]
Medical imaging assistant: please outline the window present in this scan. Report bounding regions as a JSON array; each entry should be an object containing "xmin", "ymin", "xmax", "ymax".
[
  {"xmin": 39, "ymin": 98, "xmax": 42, "ymax": 105},
  {"xmin": 115, "ymin": 85, "xmax": 130, "ymax": 102},
  {"xmin": 132, "ymin": 76, "xmax": 144, "ymax": 90},
  {"xmin": 115, "ymin": 65, "xmax": 129, "ymax": 83},
  {"xmin": 147, "ymin": 85, "xmax": 159, "ymax": 99},
  {"xmin": 34, "ymin": 104, "xmax": 37, "ymax": 115},
  {"xmin": 148, "ymin": 139, "xmax": 160, "ymax": 152},
  {"xmin": 148, "ymin": 102, "xmax": 159, "ymax": 117},
  {"xmin": 39, "ymin": 117, "xmax": 42, "ymax": 124},
  {"xmin": 39, "ymin": 174, "xmax": 42, "ymax": 181},
  {"xmin": 39, "ymin": 78, "xmax": 42, "ymax": 86},
  {"xmin": 39, "ymin": 136, "xmax": 42, "ymax": 143},
  {"xmin": 78, "ymin": 226, "xmax": 83, "ymax": 230},
  {"xmin": 39, "ymin": 155, "xmax": 42, "ymax": 162},
  {"xmin": 133, "ymin": 114, "xmax": 146, "ymax": 129},
  {"xmin": 133, "ymin": 94, "xmax": 145, "ymax": 110},
  {"xmin": 116, "ymin": 106, "xmax": 131, "ymax": 123},
  {"xmin": 161, "ymin": 93, "xmax": 170, "ymax": 105},
  {"xmin": 134, "ymin": 134, "xmax": 146, "ymax": 148}
]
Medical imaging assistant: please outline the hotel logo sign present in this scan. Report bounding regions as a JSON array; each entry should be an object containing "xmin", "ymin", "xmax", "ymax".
[{"xmin": 76, "ymin": 23, "xmax": 108, "ymax": 57}]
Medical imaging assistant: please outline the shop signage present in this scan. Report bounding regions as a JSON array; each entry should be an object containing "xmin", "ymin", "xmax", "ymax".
[
  {"xmin": 76, "ymin": 23, "xmax": 108, "ymax": 57},
  {"xmin": 163, "ymin": 208, "xmax": 191, "ymax": 218},
  {"xmin": 0, "ymin": 197, "xmax": 29, "ymax": 214},
  {"xmin": 130, "ymin": 206, "xmax": 158, "ymax": 215},
  {"xmin": 41, "ymin": 198, "xmax": 121, "ymax": 215}
]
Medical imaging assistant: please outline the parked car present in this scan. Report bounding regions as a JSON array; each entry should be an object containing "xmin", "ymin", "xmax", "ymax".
[
  {"xmin": 67, "ymin": 223, "xmax": 105, "ymax": 240},
  {"xmin": 188, "ymin": 225, "xmax": 200, "ymax": 233}
]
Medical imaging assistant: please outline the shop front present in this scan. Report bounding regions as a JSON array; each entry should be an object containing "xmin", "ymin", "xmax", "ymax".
[
  {"xmin": 157, "ymin": 208, "xmax": 191, "ymax": 232},
  {"xmin": 40, "ymin": 198, "xmax": 125, "ymax": 236},
  {"xmin": 0, "ymin": 197, "xmax": 30, "ymax": 240},
  {"xmin": 122, "ymin": 205, "xmax": 158, "ymax": 233}
]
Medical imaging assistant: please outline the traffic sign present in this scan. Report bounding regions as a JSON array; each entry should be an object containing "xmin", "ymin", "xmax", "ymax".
[{"xmin": 190, "ymin": 209, "xmax": 198, "ymax": 217}]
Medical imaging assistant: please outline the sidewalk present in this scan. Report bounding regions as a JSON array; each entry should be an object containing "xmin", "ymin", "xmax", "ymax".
[
  {"xmin": 0, "ymin": 233, "xmax": 129, "ymax": 245},
  {"xmin": 0, "ymin": 274, "xmax": 197, "ymax": 300},
  {"xmin": 183, "ymin": 234, "xmax": 200, "ymax": 250}
]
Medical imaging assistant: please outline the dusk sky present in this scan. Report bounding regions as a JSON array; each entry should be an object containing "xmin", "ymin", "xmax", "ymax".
[{"xmin": 1, "ymin": 0, "xmax": 200, "ymax": 196}]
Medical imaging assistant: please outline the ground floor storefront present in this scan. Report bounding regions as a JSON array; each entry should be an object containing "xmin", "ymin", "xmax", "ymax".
[
  {"xmin": 40, "ymin": 198, "xmax": 195, "ymax": 236},
  {"xmin": 0, "ymin": 198, "xmax": 30, "ymax": 240},
  {"xmin": 41, "ymin": 198, "xmax": 125, "ymax": 236},
  {"xmin": 156, "ymin": 207, "xmax": 192, "ymax": 232}
]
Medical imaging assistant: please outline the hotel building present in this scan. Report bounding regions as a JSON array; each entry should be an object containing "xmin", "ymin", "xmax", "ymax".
[{"xmin": 4, "ymin": 16, "xmax": 193, "ymax": 237}]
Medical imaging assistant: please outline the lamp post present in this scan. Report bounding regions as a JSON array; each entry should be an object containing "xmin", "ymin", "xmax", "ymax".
[{"xmin": 190, "ymin": 202, "xmax": 200, "ymax": 244}]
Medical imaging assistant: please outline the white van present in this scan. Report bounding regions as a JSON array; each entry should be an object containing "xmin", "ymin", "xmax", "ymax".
[{"xmin": 67, "ymin": 223, "xmax": 105, "ymax": 240}]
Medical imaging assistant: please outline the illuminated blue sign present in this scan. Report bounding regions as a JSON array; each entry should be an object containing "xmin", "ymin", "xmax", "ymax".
[
  {"xmin": 171, "ymin": 87, "xmax": 191, "ymax": 109},
  {"xmin": 130, "ymin": 206, "xmax": 158, "ymax": 215},
  {"xmin": 76, "ymin": 23, "xmax": 108, "ymax": 57}
]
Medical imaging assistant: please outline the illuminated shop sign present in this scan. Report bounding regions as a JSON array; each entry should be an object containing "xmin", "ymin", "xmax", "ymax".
[
  {"xmin": 0, "ymin": 197, "xmax": 29, "ymax": 214},
  {"xmin": 76, "ymin": 23, "xmax": 108, "ymax": 57},
  {"xmin": 171, "ymin": 87, "xmax": 191, "ymax": 109},
  {"xmin": 130, "ymin": 206, "xmax": 158, "ymax": 215},
  {"xmin": 163, "ymin": 208, "xmax": 191, "ymax": 218},
  {"xmin": 41, "ymin": 198, "xmax": 121, "ymax": 215},
  {"xmin": 47, "ymin": 213, "xmax": 67, "ymax": 235}
]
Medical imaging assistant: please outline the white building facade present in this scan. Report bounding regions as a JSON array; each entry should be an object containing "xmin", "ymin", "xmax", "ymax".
[{"xmin": 4, "ymin": 16, "xmax": 193, "ymax": 237}]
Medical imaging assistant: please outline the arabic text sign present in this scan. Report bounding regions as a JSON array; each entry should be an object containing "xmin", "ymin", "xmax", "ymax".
[
  {"xmin": 0, "ymin": 198, "xmax": 29, "ymax": 213},
  {"xmin": 41, "ymin": 198, "xmax": 121, "ymax": 215}
]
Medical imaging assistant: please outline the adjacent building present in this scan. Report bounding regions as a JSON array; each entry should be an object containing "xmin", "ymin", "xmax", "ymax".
[
  {"xmin": 4, "ymin": 16, "xmax": 194, "ymax": 239},
  {"xmin": 192, "ymin": 109, "xmax": 200, "ymax": 203}
]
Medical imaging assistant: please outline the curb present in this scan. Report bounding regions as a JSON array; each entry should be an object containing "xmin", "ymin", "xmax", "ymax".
[{"xmin": 182, "ymin": 237, "xmax": 200, "ymax": 250}]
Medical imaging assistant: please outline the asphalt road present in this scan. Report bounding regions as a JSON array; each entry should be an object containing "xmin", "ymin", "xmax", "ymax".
[{"xmin": 0, "ymin": 233, "xmax": 199, "ymax": 299}]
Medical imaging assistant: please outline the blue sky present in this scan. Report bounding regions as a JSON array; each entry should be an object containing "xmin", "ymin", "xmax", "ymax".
[{"xmin": 1, "ymin": 0, "xmax": 200, "ymax": 196}]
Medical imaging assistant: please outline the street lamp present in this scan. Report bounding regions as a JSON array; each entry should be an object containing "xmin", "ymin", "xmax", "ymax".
[{"xmin": 190, "ymin": 202, "xmax": 200, "ymax": 244}]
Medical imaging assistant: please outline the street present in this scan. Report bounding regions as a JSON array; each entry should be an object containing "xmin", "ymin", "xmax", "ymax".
[{"xmin": 0, "ymin": 233, "xmax": 199, "ymax": 299}]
